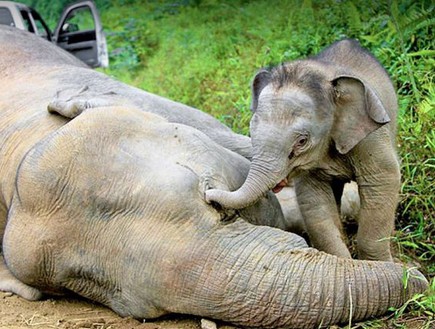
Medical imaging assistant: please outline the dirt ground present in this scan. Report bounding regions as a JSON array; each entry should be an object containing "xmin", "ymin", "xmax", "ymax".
[
  {"xmin": 0, "ymin": 291, "xmax": 238, "ymax": 329},
  {"xmin": 1, "ymin": 290, "xmax": 431, "ymax": 329}
]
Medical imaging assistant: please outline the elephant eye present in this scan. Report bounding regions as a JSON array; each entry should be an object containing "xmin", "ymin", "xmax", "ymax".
[
  {"xmin": 290, "ymin": 135, "xmax": 309, "ymax": 159},
  {"xmin": 295, "ymin": 135, "xmax": 308, "ymax": 148}
]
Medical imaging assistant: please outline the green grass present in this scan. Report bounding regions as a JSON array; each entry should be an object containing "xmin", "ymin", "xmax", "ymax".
[{"xmin": 26, "ymin": 0, "xmax": 435, "ymax": 327}]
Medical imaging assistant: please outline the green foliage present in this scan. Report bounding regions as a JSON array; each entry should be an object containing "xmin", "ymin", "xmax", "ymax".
[
  {"xmin": 17, "ymin": 0, "xmax": 112, "ymax": 30},
  {"xmin": 388, "ymin": 276, "xmax": 434, "ymax": 328},
  {"xmin": 65, "ymin": 6, "xmax": 96, "ymax": 31},
  {"xmin": 18, "ymin": 0, "xmax": 71, "ymax": 29}
]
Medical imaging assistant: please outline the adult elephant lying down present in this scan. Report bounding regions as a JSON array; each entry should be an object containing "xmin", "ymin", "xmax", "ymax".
[{"xmin": 0, "ymin": 27, "xmax": 428, "ymax": 328}]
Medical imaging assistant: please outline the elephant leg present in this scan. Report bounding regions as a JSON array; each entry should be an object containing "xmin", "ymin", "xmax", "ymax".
[
  {"xmin": 274, "ymin": 186, "xmax": 306, "ymax": 234},
  {"xmin": 0, "ymin": 254, "xmax": 42, "ymax": 300},
  {"xmin": 352, "ymin": 134, "xmax": 400, "ymax": 262},
  {"xmin": 354, "ymin": 167, "xmax": 399, "ymax": 261},
  {"xmin": 295, "ymin": 174, "xmax": 351, "ymax": 258},
  {"xmin": 0, "ymin": 207, "xmax": 42, "ymax": 300},
  {"xmin": 1, "ymin": 207, "xmax": 48, "ymax": 301},
  {"xmin": 47, "ymin": 86, "xmax": 123, "ymax": 118}
]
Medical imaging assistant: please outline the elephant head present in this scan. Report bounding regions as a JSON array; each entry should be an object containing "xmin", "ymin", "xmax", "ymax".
[
  {"xmin": 206, "ymin": 60, "xmax": 390, "ymax": 209},
  {"xmin": 4, "ymin": 106, "xmax": 427, "ymax": 329}
]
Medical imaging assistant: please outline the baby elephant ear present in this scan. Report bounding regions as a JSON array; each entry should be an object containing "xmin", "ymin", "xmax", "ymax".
[
  {"xmin": 331, "ymin": 76, "xmax": 391, "ymax": 154},
  {"xmin": 250, "ymin": 69, "xmax": 271, "ymax": 112}
]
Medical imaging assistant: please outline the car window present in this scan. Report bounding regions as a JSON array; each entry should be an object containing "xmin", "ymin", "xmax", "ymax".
[
  {"xmin": 30, "ymin": 10, "xmax": 51, "ymax": 40},
  {"xmin": 0, "ymin": 7, "xmax": 14, "ymax": 26},
  {"xmin": 20, "ymin": 9, "xmax": 34, "ymax": 32},
  {"xmin": 60, "ymin": 6, "xmax": 95, "ymax": 34}
]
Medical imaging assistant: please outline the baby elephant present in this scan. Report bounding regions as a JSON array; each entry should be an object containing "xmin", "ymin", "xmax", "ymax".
[{"xmin": 207, "ymin": 39, "xmax": 400, "ymax": 261}]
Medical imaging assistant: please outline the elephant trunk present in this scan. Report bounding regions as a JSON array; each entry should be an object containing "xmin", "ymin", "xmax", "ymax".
[
  {"xmin": 205, "ymin": 158, "xmax": 283, "ymax": 209},
  {"xmin": 162, "ymin": 222, "xmax": 428, "ymax": 328}
]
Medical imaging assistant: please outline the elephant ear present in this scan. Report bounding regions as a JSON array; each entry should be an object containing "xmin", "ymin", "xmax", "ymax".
[
  {"xmin": 331, "ymin": 76, "xmax": 390, "ymax": 154},
  {"xmin": 250, "ymin": 69, "xmax": 271, "ymax": 112}
]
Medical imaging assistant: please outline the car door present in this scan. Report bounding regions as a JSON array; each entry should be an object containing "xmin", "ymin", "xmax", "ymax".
[
  {"xmin": 53, "ymin": 0, "xmax": 108, "ymax": 68},
  {"xmin": 28, "ymin": 8, "xmax": 52, "ymax": 40}
]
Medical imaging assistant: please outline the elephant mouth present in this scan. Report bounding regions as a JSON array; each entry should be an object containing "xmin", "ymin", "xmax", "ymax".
[{"xmin": 272, "ymin": 178, "xmax": 289, "ymax": 193}]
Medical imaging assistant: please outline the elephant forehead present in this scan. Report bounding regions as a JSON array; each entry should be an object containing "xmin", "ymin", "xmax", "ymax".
[
  {"xmin": 255, "ymin": 86, "xmax": 316, "ymax": 127},
  {"xmin": 259, "ymin": 85, "xmax": 315, "ymax": 112}
]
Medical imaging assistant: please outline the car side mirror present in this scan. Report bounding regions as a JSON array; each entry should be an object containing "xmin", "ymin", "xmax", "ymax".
[{"xmin": 61, "ymin": 22, "xmax": 78, "ymax": 34}]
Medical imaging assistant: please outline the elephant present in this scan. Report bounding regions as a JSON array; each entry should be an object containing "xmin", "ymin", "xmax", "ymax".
[
  {"xmin": 206, "ymin": 39, "xmax": 400, "ymax": 261},
  {"xmin": 0, "ymin": 26, "xmax": 252, "ymax": 161},
  {"xmin": 0, "ymin": 27, "xmax": 428, "ymax": 329}
]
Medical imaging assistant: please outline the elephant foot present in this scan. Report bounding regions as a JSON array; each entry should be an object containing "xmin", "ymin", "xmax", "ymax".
[
  {"xmin": 357, "ymin": 237, "xmax": 393, "ymax": 262},
  {"xmin": 306, "ymin": 220, "xmax": 352, "ymax": 259},
  {"xmin": 0, "ymin": 254, "xmax": 42, "ymax": 300},
  {"xmin": 47, "ymin": 85, "xmax": 121, "ymax": 118}
]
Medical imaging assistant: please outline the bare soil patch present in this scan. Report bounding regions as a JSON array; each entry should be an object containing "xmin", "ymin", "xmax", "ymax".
[{"xmin": 0, "ymin": 292, "xmax": 238, "ymax": 329}]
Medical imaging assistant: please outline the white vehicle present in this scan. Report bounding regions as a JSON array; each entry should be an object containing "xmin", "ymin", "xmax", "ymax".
[{"xmin": 0, "ymin": 0, "xmax": 108, "ymax": 67}]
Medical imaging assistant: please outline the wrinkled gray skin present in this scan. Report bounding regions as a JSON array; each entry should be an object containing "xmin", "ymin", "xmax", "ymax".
[
  {"xmin": 0, "ymin": 27, "xmax": 428, "ymax": 329},
  {"xmin": 206, "ymin": 39, "xmax": 400, "ymax": 261},
  {"xmin": 275, "ymin": 182, "xmax": 360, "ymax": 238},
  {"xmin": 46, "ymin": 85, "xmax": 252, "ymax": 159},
  {"xmin": 1, "ymin": 29, "xmax": 252, "ymax": 161}
]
